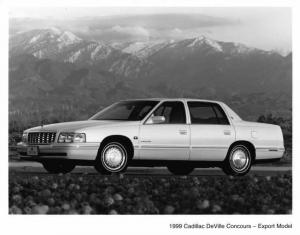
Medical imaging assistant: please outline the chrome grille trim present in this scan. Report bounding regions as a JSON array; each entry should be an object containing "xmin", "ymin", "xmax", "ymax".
[{"xmin": 28, "ymin": 132, "xmax": 56, "ymax": 145}]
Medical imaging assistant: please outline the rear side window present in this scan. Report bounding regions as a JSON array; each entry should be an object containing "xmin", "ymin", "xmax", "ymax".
[
  {"xmin": 212, "ymin": 104, "xmax": 230, "ymax": 124},
  {"xmin": 188, "ymin": 102, "xmax": 229, "ymax": 125}
]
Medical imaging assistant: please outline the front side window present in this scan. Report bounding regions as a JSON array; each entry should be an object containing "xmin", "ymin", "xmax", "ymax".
[
  {"xmin": 188, "ymin": 102, "xmax": 229, "ymax": 125},
  {"xmin": 152, "ymin": 101, "xmax": 186, "ymax": 124},
  {"xmin": 90, "ymin": 101, "xmax": 159, "ymax": 121}
]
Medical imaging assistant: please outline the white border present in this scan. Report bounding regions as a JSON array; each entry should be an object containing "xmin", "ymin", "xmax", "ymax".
[{"xmin": 1, "ymin": 0, "xmax": 298, "ymax": 234}]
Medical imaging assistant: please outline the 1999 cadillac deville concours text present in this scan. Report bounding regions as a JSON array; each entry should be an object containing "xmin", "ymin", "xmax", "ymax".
[{"xmin": 17, "ymin": 98, "xmax": 285, "ymax": 176}]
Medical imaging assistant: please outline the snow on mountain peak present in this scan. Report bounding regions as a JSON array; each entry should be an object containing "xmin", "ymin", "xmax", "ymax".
[
  {"xmin": 188, "ymin": 36, "xmax": 223, "ymax": 52},
  {"xmin": 119, "ymin": 40, "xmax": 168, "ymax": 58},
  {"xmin": 195, "ymin": 35, "xmax": 206, "ymax": 41},
  {"xmin": 29, "ymin": 34, "xmax": 42, "ymax": 44},
  {"xmin": 187, "ymin": 36, "xmax": 206, "ymax": 47},
  {"xmin": 232, "ymin": 42, "xmax": 255, "ymax": 54},
  {"xmin": 27, "ymin": 28, "xmax": 81, "ymax": 48},
  {"xmin": 57, "ymin": 31, "xmax": 81, "ymax": 44},
  {"xmin": 56, "ymin": 31, "xmax": 82, "ymax": 49},
  {"xmin": 204, "ymin": 38, "xmax": 223, "ymax": 52},
  {"xmin": 122, "ymin": 42, "xmax": 148, "ymax": 54}
]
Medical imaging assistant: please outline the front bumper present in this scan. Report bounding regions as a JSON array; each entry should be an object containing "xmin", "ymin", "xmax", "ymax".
[{"xmin": 17, "ymin": 142, "xmax": 99, "ymax": 161}]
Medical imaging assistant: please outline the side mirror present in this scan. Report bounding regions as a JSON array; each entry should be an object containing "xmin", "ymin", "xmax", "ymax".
[{"xmin": 146, "ymin": 116, "xmax": 166, "ymax": 124}]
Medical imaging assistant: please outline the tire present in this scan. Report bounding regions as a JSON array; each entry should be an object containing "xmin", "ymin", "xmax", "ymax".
[
  {"xmin": 222, "ymin": 145, "xmax": 252, "ymax": 176},
  {"xmin": 94, "ymin": 142, "xmax": 129, "ymax": 174},
  {"xmin": 167, "ymin": 163, "xmax": 194, "ymax": 175},
  {"xmin": 42, "ymin": 160, "xmax": 75, "ymax": 174}
]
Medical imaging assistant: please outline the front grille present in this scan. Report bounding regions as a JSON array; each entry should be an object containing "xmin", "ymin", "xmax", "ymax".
[{"xmin": 28, "ymin": 132, "xmax": 56, "ymax": 145}]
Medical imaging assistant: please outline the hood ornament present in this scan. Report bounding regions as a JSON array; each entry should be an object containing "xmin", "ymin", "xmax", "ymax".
[{"xmin": 41, "ymin": 119, "xmax": 44, "ymax": 129}]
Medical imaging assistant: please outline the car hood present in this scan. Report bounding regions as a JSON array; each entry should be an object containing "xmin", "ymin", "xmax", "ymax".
[{"xmin": 25, "ymin": 120, "xmax": 140, "ymax": 132}]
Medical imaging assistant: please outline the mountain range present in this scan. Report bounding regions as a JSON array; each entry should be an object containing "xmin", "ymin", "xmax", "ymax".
[{"xmin": 9, "ymin": 28, "xmax": 292, "ymax": 130}]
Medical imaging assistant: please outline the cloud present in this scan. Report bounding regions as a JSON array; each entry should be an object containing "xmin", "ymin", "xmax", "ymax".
[
  {"xmin": 77, "ymin": 25, "xmax": 151, "ymax": 42},
  {"xmin": 171, "ymin": 28, "xmax": 182, "ymax": 34},
  {"xmin": 72, "ymin": 14, "xmax": 238, "ymax": 43},
  {"xmin": 110, "ymin": 25, "xmax": 150, "ymax": 38}
]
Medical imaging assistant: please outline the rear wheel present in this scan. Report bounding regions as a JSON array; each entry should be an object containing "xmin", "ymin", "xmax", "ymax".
[
  {"xmin": 42, "ymin": 160, "xmax": 75, "ymax": 174},
  {"xmin": 222, "ymin": 145, "xmax": 252, "ymax": 176},
  {"xmin": 94, "ymin": 142, "xmax": 129, "ymax": 174},
  {"xmin": 167, "ymin": 163, "xmax": 194, "ymax": 175}
]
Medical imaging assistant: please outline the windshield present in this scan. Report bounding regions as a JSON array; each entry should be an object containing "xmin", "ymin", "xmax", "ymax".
[{"xmin": 90, "ymin": 100, "xmax": 159, "ymax": 121}]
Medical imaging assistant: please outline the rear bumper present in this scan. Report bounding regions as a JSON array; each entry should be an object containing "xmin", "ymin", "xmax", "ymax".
[
  {"xmin": 255, "ymin": 147, "xmax": 285, "ymax": 162},
  {"xmin": 17, "ymin": 142, "xmax": 99, "ymax": 161}
]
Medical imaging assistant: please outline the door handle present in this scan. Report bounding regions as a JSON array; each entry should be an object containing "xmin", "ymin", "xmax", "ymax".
[
  {"xmin": 179, "ymin": 130, "xmax": 187, "ymax": 135},
  {"xmin": 223, "ymin": 130, "xmax": 231, "ymax": 135}
]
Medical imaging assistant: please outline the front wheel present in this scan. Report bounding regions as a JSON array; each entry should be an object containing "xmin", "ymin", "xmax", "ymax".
[
  {"xmin": 42, "ymin": 160, "xmax": 75, "ymax": 174},
  {"xmin": 94, "ymin": 142, "xmax": 129, "ymax": 174},
  {"xmin": 167, "ymin": 163, "xmax": 194, "ymax": 175},
  {"xmin": 222, "ymin": 145, "xmax": 252, "ymax": 176}
]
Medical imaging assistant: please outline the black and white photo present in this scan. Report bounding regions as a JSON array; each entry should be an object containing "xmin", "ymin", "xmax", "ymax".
[{"xmin": 2, "ymin": 2, "xmax": 298, "ymax": 234}]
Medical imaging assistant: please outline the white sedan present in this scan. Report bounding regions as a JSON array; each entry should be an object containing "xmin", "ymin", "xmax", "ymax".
[{"xmin": 17, "ymin": 98, "xmax": 285, "ymax": 176}]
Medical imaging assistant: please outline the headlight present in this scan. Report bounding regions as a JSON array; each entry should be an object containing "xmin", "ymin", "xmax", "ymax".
[
  {"xmin": 58, "ymin": 133, "xmax": 86, "ymax": 143},
  {"xmin": 22, "ymin": 132, "xmax": 28, "ymax": 143}
]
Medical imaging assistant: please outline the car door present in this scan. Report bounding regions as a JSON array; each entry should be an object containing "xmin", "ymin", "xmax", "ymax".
[
  {"xmin": 188, "ymin": 101, "xmax": 235, "ymax": 161},
  {"xmin": 139, "ymin": 101, "xmax": 190, "ymax": 160}
]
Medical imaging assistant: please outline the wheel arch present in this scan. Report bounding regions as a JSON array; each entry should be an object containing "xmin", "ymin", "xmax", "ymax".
[
  {"xmin": 225, "ymin": 140, "xmax": 256, "ymax": 161},
  {"xmin": 96, "ymin": 135, "xmax": 134, "ymax": 160}
]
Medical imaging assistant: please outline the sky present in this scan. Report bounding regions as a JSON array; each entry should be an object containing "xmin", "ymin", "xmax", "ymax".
[{"xmin": 9, "ymin": 7, "xmax": 292, "ymax": 53}]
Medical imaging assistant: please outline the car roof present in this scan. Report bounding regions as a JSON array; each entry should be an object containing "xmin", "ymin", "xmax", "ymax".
[{"xmin": 121, "ymin": 98, "xmax": 224, "ymax": 104}]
